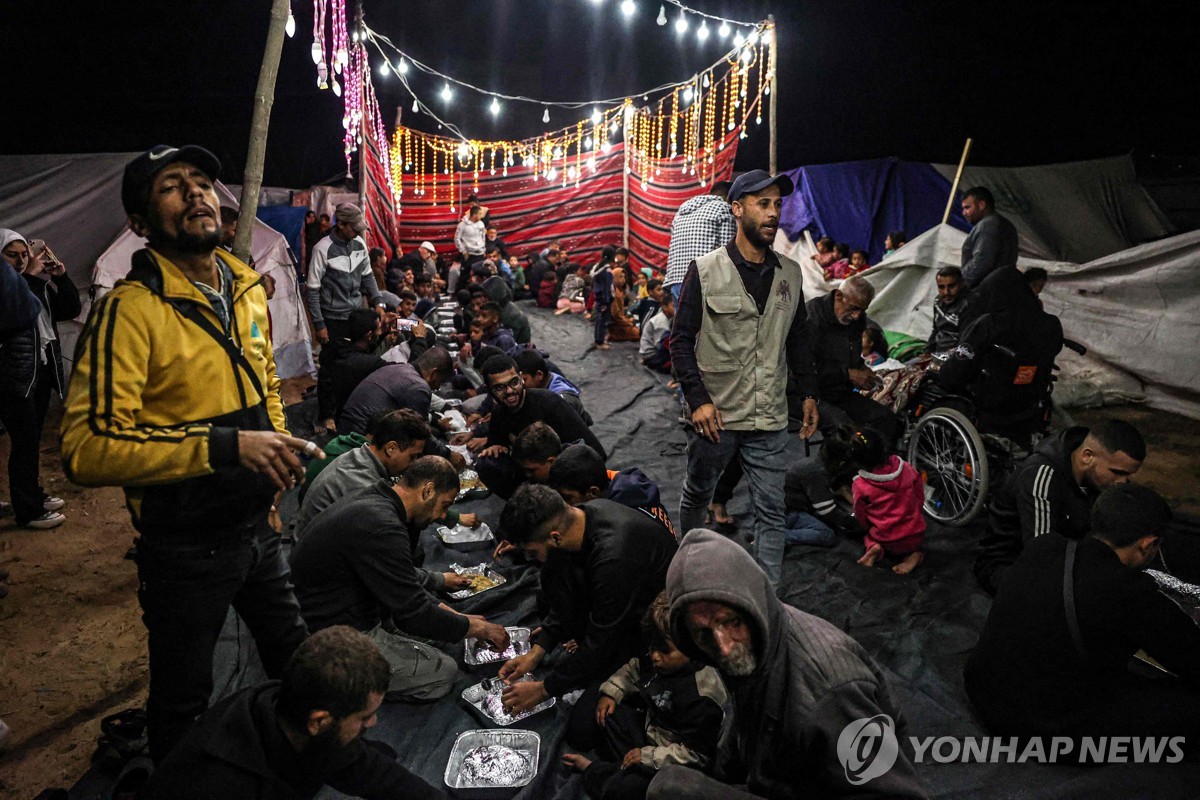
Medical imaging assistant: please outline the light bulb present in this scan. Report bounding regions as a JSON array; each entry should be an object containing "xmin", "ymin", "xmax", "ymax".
[
  {"xmin": 683, "ymin": 86, "xmax": 694, "ymax": 103},
  {"xmin": 285, "ymin": 11, "xmax": 296, "ymax": 38},
  {"xmin": 620, "ymin": 0, "xmax": 635, "ymax": 17},
  {"xmin": 398, "ymin": 58, "xmax": 409, "ymax": 74},
  {"xmin": 441, "ymin": 84, "xmax": 452, "ymax": 102},
  {"xmin": 379, "ymin": 63, "xmax": 389, "ymax": 77},
  {"xmin": 584, "ymin": 136, "xmax": 593, "ymax": 149},
  {"xmin": 331, "ymin": 79, "xmax": 341, "ymax": 97},
  {"xmin": 352, "ymin": 30, "xmax": 359, "ymax": 43},
  {"xmin": 591, "ymin": 108, "xmax": 602, "ymax": 124},
  {"xmin": 490, "ymin": 98, "xmax": 500, "ymax": 116},
  {"xmin": 741, "ymin": 47, "xmax": 753, "ymax": 64},
  {"xmin": 674, "ymin": 10, "xmax": 687, "ymax": 33},
  {"xmin": 718, "ymin": 21, "xmax": 730, "ymax": 38},
  {"xmin": 747, "ymin": 29, "xmax": 759, "ymax": 46},
  {"xmin": 610, "ymin": 120, "xmax": 619, "ymax": 134},
  {"xmin": 703, "ymin": 73, "xmax": 710, "ymax": 87},
  {"xmin": 553, "ymin": 146, "xmax": 563, "ymax": 158},
  {"xmin": 547, "ymin": 167, "xmax": 558, "ymax": 181},
  {"xmin": 697, "ymin": 21, "xmax": 709, "ymax": 41},
  {"xmin": 311, "ymin": 43, "xmax": 323, "ymax": 64},
  {"xmin": 411, "ymin": 99, "xmax": 419, "ymax": 113},
  {"xmin": 458, "ymin": 143, "xmax": 470, "ymax": 158},
  {"xmin": 656, "ymin": 4, "xmax": 666, "ymax": 25},
  {"xmin": 733, "ymin": 31, "xmax": 744, "ymax": 46},
  {"xmin": 543, "ymin": 108, "xmax": 550, "ymax": 124}
]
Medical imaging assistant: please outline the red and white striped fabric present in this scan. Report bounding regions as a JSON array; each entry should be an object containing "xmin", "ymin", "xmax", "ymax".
[{"xmin": 388, "ymin": 131, "xmax": 738, "ymax": 273}]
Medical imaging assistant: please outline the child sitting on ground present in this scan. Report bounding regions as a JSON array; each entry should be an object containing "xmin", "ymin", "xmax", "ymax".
[
  {"xmin": 849, "ymin": 427, "xmax": 926, "ymax": 574},
  {"xmin": 563, "ymin": 592, "xmax": 727, "ymax": 800},
  {"xmin": 824, "ymin": 243, "xmax": 854, "ymax": 280},
  {"xmin": 811, "ymin": 236, "xmax": 837, "ymax": 269},
  {"xmin": 849, "ymin": 248, "xmax": 871, "ymax": 275},
  {"xmin": 862, "ymin": 326, "xmax": 889, "ymax": 368}
]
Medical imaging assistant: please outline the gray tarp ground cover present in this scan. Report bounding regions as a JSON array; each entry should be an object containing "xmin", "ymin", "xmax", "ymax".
[{"xmin": 72, "ymin": 303, "xmax": 1199, "ymax": 799}]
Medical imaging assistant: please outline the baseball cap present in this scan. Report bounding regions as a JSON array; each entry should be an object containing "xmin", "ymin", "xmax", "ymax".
[
  {"xmin": 335, "ymin": 203, "xmax": 368, "ymax": 235},
  {"xmin": 727, "ymin": 169, "xmax": 794, "ymax": 203},
  {"xmin": 419, "ymin": 240, "xmax": 436, "ymax": 253},
  {"xmin": 122, "ymin": 145, "xmax": 222, "ymax": 216}
]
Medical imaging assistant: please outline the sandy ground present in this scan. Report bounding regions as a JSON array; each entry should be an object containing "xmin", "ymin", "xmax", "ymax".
[{"xmin": 0, "ymin": 388, "xmax": 1195, "ymax": 798}]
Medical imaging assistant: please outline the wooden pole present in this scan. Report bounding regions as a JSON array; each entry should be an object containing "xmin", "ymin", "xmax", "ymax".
[
  {"xmin": 622, "ymin": 105, "xmax": 631, "ymax": 249},
  {"xmin": 232, "ymin": 0, "xmax": 291, "ymax": 264},
  {"xmin": 942, "ymin": 138, "xmax": 973, "ymax": 225},
  {"xmin": 768, "ymin": 15, "xmax": 777, "ymax": 175}
]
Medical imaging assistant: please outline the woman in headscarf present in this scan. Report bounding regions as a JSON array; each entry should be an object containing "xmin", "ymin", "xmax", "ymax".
[{"xmin": 0, "ymin": 230, "xmax": 82, "ymax": 529}]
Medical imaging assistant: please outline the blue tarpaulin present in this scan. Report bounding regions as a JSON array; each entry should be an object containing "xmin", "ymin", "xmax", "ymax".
[
  {"xmin": 255, "ymin": 205, "xmax": 307, "ymax": 264},
  {"xmin": 779, "ymin": 157, "xmax": 970, "ymax": 264}
]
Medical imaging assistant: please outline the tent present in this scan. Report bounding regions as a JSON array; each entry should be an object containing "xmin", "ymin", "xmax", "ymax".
[
  {"xmin": 0, "ymin": 152, "xmax": 314, "ymax": 381},
  {"xmin": 775, "ymin": 155, "xmax": 1174, "ymax": 267},
  {"xmin": 93, "ymin": 182, "xmax": 314, "ymax": 379},
  {"xmin": 861, "ymin": 224, "xmax": 1200, "ymax": 420}
]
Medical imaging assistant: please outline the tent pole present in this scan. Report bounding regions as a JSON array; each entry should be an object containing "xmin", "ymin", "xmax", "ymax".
[
  {"xmin": 768, "ymin": 15, "xmax": 777, "ymax": 175},
  {"xmin": 623, "ymin": 108, "xmax": 631, "ymax": 250},
  {"xmin": 232, "ymin": 0, "xmax": 291, "ymax": 264},
  {"xmin": 356, "ymin": 3, "xmax": 367, "ymax": 214},
  {"xmin": 942, "ymin": 138, "xmax": 973, "ymax": 224}
]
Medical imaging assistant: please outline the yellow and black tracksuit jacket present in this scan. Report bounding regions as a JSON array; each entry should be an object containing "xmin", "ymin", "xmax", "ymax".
[{"xmin": 61, "ymin": 248, "xmax": 289, "ymax": 537}]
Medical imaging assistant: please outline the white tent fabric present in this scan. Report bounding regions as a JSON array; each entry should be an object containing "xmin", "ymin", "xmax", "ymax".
[
  {"xmin": 92, "ymin": 181, "xmax": 314, "ymax": 379},
  {"xmin": 860, "ymin": 224, "xmax": 1200, "ymax": 419},
  {"xmin": 933, "ymin": 155, "xmax": 1174, "ymax": 264}
]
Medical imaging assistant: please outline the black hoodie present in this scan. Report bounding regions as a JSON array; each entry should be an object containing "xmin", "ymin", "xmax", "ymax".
[
  {"xmin": 974, "ymin": 426, "xmax": 1095, "ymax": 596},
  {"xmin": 666, "ymin": 530, "xmax": 927, "ymax": 800}
]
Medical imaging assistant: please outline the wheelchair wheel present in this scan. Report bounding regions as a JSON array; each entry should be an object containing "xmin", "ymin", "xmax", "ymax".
[{"xmin": 907, "ymin": 407, "xmax": 989, "ymax": 526}]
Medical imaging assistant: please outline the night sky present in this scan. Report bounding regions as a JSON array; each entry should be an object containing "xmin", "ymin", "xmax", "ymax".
[{"xmin": 5, "ymin": 0, "xmax": 1197, "ymax": 188}]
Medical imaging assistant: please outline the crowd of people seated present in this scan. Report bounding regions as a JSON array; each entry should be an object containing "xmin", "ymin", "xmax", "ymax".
[{"xmin": 12, "ymin": 147, "xmax": 1197, "ymax": 800}]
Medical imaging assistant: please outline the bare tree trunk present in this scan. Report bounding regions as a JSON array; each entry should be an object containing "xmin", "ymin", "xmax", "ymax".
[{"xmin": 232, "ymin": 0, "xmax": 291, "ymax": 264}]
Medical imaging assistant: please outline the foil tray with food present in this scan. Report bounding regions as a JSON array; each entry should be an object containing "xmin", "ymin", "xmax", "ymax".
[
  {"xmin": 462, "ymin": 676, "xmax": 556, "ymax": 727},
  {"xmin": 436, "ymin": 522, "xmax": 495, "ymax": 551},
  {"xmin": 444, "ymin": 729, "xmax": 540, "ymax": 794},
  {"xmin": 447, "ymin": 563, "xmax": 507, "ymax": 600},
  {"xmin": 456, "ymin": 469, "xmax": 490, "ymax": 501},
  {"xmin": 462, "ymin": 626, "xmax": 531, "ymax": 666}
]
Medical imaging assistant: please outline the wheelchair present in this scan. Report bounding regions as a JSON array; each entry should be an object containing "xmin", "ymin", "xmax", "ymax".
[{"xmin": 900, "ymin": 339, "xmax": 1084, "ymax": 527}]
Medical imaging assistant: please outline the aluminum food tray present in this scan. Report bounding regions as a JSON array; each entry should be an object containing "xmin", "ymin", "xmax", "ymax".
[
  {"xmin": 448, "ymin": 563, "xmax": 507, "ymax": 600},
  {"xmin": 444, "ymin": 728, "xmax": 540, "ymax": 796},
  {"xmin": 437, "ymin": 522, "xmax": 495, "ymax": 551},
  {"xmin": 463, "ymin": 627, "xmax": 530, "ymax": 666},
  {"xmin": 461, "ymin": 676, "xmax": 556, "ymax": 726}
]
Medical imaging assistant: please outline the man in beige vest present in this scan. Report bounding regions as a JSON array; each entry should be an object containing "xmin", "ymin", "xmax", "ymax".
[{"xmin": 670, "ymin": 170, "xmax": 821, "ymax": 587}]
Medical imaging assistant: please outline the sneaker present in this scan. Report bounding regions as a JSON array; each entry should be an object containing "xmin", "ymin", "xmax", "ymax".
[
  {"xmin": 43, "ymin": 496, "xmax": 65, "ymax": 512},
  {"xmin": 24, "ymin": 511, "xmax": 65, "ymax": 530},
  {"xmin": 0, "ymin": 500, "xmax": 11, "ymax": 517}
]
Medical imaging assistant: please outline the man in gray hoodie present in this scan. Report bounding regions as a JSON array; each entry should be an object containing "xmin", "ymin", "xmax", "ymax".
[{"xmin": 647, "ymin": 531, "xmax": 927, "ymax": 800}]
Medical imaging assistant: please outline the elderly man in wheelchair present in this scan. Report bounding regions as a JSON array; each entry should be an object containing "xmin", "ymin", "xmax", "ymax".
[{"xmin": 895, "ymin": 268, "xmax": 1065, "ymax": 525}]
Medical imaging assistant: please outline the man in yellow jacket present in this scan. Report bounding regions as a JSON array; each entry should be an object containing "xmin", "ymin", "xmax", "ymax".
[{"xmin": 61, "ymin": 145, "xmax": 321, "ymax": 763}]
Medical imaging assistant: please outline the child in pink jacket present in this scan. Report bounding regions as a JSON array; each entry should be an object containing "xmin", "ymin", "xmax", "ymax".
[{"xmin": 849, "ymin": 428, "xmax": 926, "ymax": 574}]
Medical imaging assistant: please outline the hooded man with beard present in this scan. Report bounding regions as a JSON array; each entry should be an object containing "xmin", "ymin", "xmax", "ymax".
[
  {"xmin": 646, "ymin": 531, "xmax": 927, "ymax": 800},
  {"xmin": 143, "ymin": 626, "xmax": 448, "ymax": 799},
  {"xmin": 669, "ymin": 170, "xmax": 820, "ymax": 587}
]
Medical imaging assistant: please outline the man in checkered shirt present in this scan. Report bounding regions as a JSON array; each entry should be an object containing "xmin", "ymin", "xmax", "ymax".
[{"xmin": 663, "ymin": 181, "xmax": 735, "ymax": 302}]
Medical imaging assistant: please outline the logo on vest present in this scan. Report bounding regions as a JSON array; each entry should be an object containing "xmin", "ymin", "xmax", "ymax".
[{"xmin": 776, "ymin": 279, "xmax": 793, "ymax": 304}]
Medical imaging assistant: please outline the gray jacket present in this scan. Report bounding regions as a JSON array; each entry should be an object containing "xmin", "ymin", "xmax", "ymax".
[
  {"xmin": 306, "ymin": 232, "xmax": 383, "ymax": 328},
  {"xmin": 961, "ymin": 212, "xmax": 1018, "ymax": 288},
  {"xmin": 666, "ymin": 530, "xmax": 928, "ymax": 800}
]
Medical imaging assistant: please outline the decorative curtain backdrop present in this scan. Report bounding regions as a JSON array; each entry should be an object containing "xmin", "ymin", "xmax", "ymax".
[{"xmin": 385, "ymin": 129, "xmax": 739, "ymax": 272}]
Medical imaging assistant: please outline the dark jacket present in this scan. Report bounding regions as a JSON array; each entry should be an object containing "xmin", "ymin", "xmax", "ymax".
[
  {"xmin": 938, "ymin": 271, "xmax": 1063, "ymax": 426},
  {"xmin": 965, "ymin": 534, "xmax": 1200, "ymax": 737},
  {"xmin": 0, "ymin": 270, "xmax": 82, "ymax": 398},
  {"xmin": 533, "ymin": 499, "xmax": 678, "ymax": 697},
  {"xmin": 925, "ymin": 291, "xmax": 971, "ymax": 354},
  {"xmin": 666, "ymin": 530, "xmax": 927, "ymax": 800},
  {"xmin": 486, "ymin": 387, "xmax": 606, "ymax": 461},
  {"xmin": 975, "ymin": 427, "xmax": 1095, "ymax": 595},
  {"xmin": 805, "ymin": 292, "xmax": 867, "ymax": 403},
  {"xmin": 482, "ymin": 275, "xmax": 531, "ymax": 344},
  {"xmin": 0, "ymin": 260, "xmax": 41, "ymax": 333},
  {"xmin": 291, "ymin": 481, "xmax": 470, "ymax": 642},
  {"xmin": 318, "ymin": 338, "xmax": 385, "ymax": 418},
  {"xmin": 143, "ymin": 681, "xmax": 447, "ymax": 800},
  {"xmin": 547, "ymin": 371, "xmax": 593, "ymax": 426},
  {"xmin": 338, "ymin": 363, "xmax": 432, "ymax": 436}
]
